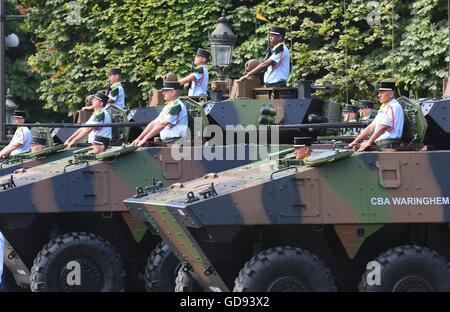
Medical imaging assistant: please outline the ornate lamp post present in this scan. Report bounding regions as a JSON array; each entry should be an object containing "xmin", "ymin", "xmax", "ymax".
[{"xmin": 208, "ymin": 10, "xmax": 237, "ymax": 83}]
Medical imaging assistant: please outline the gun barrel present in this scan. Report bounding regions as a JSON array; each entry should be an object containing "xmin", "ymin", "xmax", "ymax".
[
  {"xmin": 269, "ymin": 122, "xmax": 368, "ymax": 130},
  {"xmin": 5, "ymin": 122, "xmax": 149, "ymax": 128}
]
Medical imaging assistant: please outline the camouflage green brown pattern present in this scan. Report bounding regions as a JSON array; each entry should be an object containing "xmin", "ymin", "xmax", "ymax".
[
  {"xmin": 0, "ymin": 145, "xmax": 78, "ymax": 176},
  {"xmin": 0, "ymin": 145, "xmax": 274, "ymax": 215},
  {"xmin": 125, "ymin": 148, "xmax": 450, "ymax": 291}
]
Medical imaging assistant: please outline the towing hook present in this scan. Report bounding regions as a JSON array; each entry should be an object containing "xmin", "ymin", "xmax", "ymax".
[
  {"xmin": 7, "ymin": 250, "xmax": 17, "ymax": 260},
  {"xmin": 204, "ymin": 265, "xmax": 214, "ymax": 276},
  {"xmin": 181, "ymin": 261, "xmax": 191, "ymax": 272}
]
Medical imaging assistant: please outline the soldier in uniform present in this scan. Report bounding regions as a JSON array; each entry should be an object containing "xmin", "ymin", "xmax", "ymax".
[
  {"xmin": 64, "ymin": 91, "xmax": 112, "ymax": 154},
  {"xmin": 358, "ymin": 100, "xmax": 377, "ymax": 122},
  {"xmin": 107, "ymin": 68, "xmax": 125, "ymax": 109},
  {"xmin": 131, "ymin": 73, "xmax": 188, "ymax": 146},
  {"xmin": 239, "ymin": 26, "xmax": 290, "ymax": 87},
  {"xmin": 179, "ymin": 48, "xmax": 210, "ymax": 96},
  {"xmin": 83, "ymin": 68, "xmax": 125, "ymax": 110},
  {"xmin": 348, "ymin": 81, "xmax": 404, "ymax": 151},
  {"xmin": 294, "ymin": 137, "xmax": 312, "ymax": 161},
  {"xmin": 0, "ymin": 111, "xmax": 32, "ymax": 158}
]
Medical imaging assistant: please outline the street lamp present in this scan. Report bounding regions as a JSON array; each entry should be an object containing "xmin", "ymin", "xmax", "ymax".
[
  {"xmin": 208, "ymin": 10, "xmax": 237, "ymax": 82},
  {"xmin": 5, "ymin": 33, "xmax": 19, "ymax": 48},
  {"xmin": 0, "ymin": 0, "xmax": 26, "ymax": 140}
]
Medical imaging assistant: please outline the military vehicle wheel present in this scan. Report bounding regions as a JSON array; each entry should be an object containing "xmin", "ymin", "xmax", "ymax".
[
  {"xmin": 30, "ymin": 232, "xmax": 125, "ymax": 292},
  {"xmin": 145, "ymin": 242, "xmax": 181, "ymax": 292},
  {"xmin": 359, "ymin": 245, "xmax": 450, "ymax": 292},
  {"xmin": 233, "ymin": 246, "xmax": 337, "ymax": 292},
  {"xmin": 174, "ymin": 269, "xmax": 203, "ymax": 292}
]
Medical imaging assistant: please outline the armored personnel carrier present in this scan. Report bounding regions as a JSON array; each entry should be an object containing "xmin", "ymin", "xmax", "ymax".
[
  {"xmin": 0, "ymin": 83, "xmax": 338, "ymax": 292},
  {"xmin": 125, "ymin": 96, "xmax": 450, "ymax": 292}
]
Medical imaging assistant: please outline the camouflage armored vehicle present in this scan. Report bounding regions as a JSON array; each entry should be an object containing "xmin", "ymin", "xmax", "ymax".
[
  {"xmin": 1, "ymin": 85, "xmax": 335, "ymax": 292},
  {"xmin": 0, "ymin": 143, "xmax": 279, "ymax": 292},
  {"xmin": 125, "ymin": 97, "xmax": 450, "ymax": 292}
]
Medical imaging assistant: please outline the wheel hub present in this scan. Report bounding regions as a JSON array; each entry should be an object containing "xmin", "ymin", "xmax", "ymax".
[
  {"xmin": 392, "ymin": 274, "xmax": 435, "ymax": 292},
  {"xmin": 267, "ymin": 276, "xmax": 309, "ymax": 292}
]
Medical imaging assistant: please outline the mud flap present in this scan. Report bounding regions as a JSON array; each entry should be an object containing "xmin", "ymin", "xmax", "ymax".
[{"xmin": 3, "ymin": 237, "xmax": 31, "ymax": 287}]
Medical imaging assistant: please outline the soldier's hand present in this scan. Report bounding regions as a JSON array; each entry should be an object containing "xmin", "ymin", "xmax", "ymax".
[
  {"xmin": 131, "ymin": 138, "xmax": 140, "ymax": 146},
  {"xmin": 64, "ymin": 140, "xmax": 73, "ymax": 149},
  {"xmin": 357, "ymin": 141, "xmax": 371, "ymax": 152},
  {"xmin": 136, "ymin": 139, "xmax": 147, "ymax": 147}
]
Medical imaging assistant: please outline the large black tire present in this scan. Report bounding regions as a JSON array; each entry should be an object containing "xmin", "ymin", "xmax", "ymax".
[
  {"xmin": 30, "ymin": 232, "xmax": 125, "ymax": 292},
  {"xmin": 359, "ymin": 245, "xmax": 450, "ymax": 292},
  {"xmin": 145, "ymin": 242, "xmax": 181, "ymax": 292},
  {"xmin": 174, "ymin": 269, "xmax": 203, "ymax": 292},
  {"xmin": 233, "ymin": 246, "xmax": 337, "ymax": 292}
]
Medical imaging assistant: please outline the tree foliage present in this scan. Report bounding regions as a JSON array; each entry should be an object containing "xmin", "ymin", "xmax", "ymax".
[{"xmin": 17, "ymin": 0, "xmax": 450, "ymax": 113}]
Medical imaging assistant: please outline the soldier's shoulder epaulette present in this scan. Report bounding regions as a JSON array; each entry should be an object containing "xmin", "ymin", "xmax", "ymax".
[
  {"xmin": 193, "ymin": 66, "xmax": 204, "ymax": 75},
  {"xmin": 93, "ymin": 110, "xmax": 106, "ymax": 122},
  {"xmin": 273, "ymin": 44, "xmax": 284, "ymax": 55},
  {"xmin": 169, "ymin": 102, "xmax": 182, "ymax": 115}
]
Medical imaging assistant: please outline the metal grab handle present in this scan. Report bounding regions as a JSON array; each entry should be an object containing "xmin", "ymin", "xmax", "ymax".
[{"xmin": 270, "ymin": 166, "xmax": 298, "ymax": 180}]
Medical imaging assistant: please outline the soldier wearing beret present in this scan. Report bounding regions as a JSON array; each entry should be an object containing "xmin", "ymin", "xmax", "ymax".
[
  {"xmin": 349, "ymin": 81, "xmax": 404, "ymax": 151},
  {"xmin": 0, "ymin": 110, "xmax": 32, "ymax": 158},
  {"xmin": 179, "ymin": 48, "xmax": 210, "ymax": 96},
  {"xmin": 132, "ymin": 73, "xmax": 188, "ymax": 146},
  {"xmin": 64, "ymin": 91, "xmax": 112, "ymax": 154},
  {"xmin": 239, "ymin": 26, "xmax": 290, "ymax": 87}
]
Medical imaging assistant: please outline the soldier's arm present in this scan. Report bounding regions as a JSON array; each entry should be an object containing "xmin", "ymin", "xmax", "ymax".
[
  {"xmin": 0, "ymin": 143, "xmax": 21, "ymax": 158},
  {"xmin": 357, "ymin": 124, "xmax": 389, "ymax": 152},
  {"xmin": 65, "ymin": 128, "xmax": 83, "ymax": 145},
  {"xmin": 179, "ymin": 74, "xmax": 196, "ymax": 85},
  {"xmin": 108, "ymin": 86, "xmax": 119, "ymax": 103},
  {"xmin": 65, "ymin": 128, "xmax": 92, "ymax": 148},
  {"xmin": 82, "ymin": 105, "xmax": 94, "ymax": 111},
  {"xmin": 138, "ymin": 120, "xmax": 169, "ymax": 147},
  {"xmin": 348, "ymin": 122, "xmax": 375, "ymax": 148},
  {"xmin": 239, "ymin": 58, "xmax": 274, "ymax": 81},
  {"xmin": 131, "ymin": 120, "xmax": 156, "ymax": 145}
]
